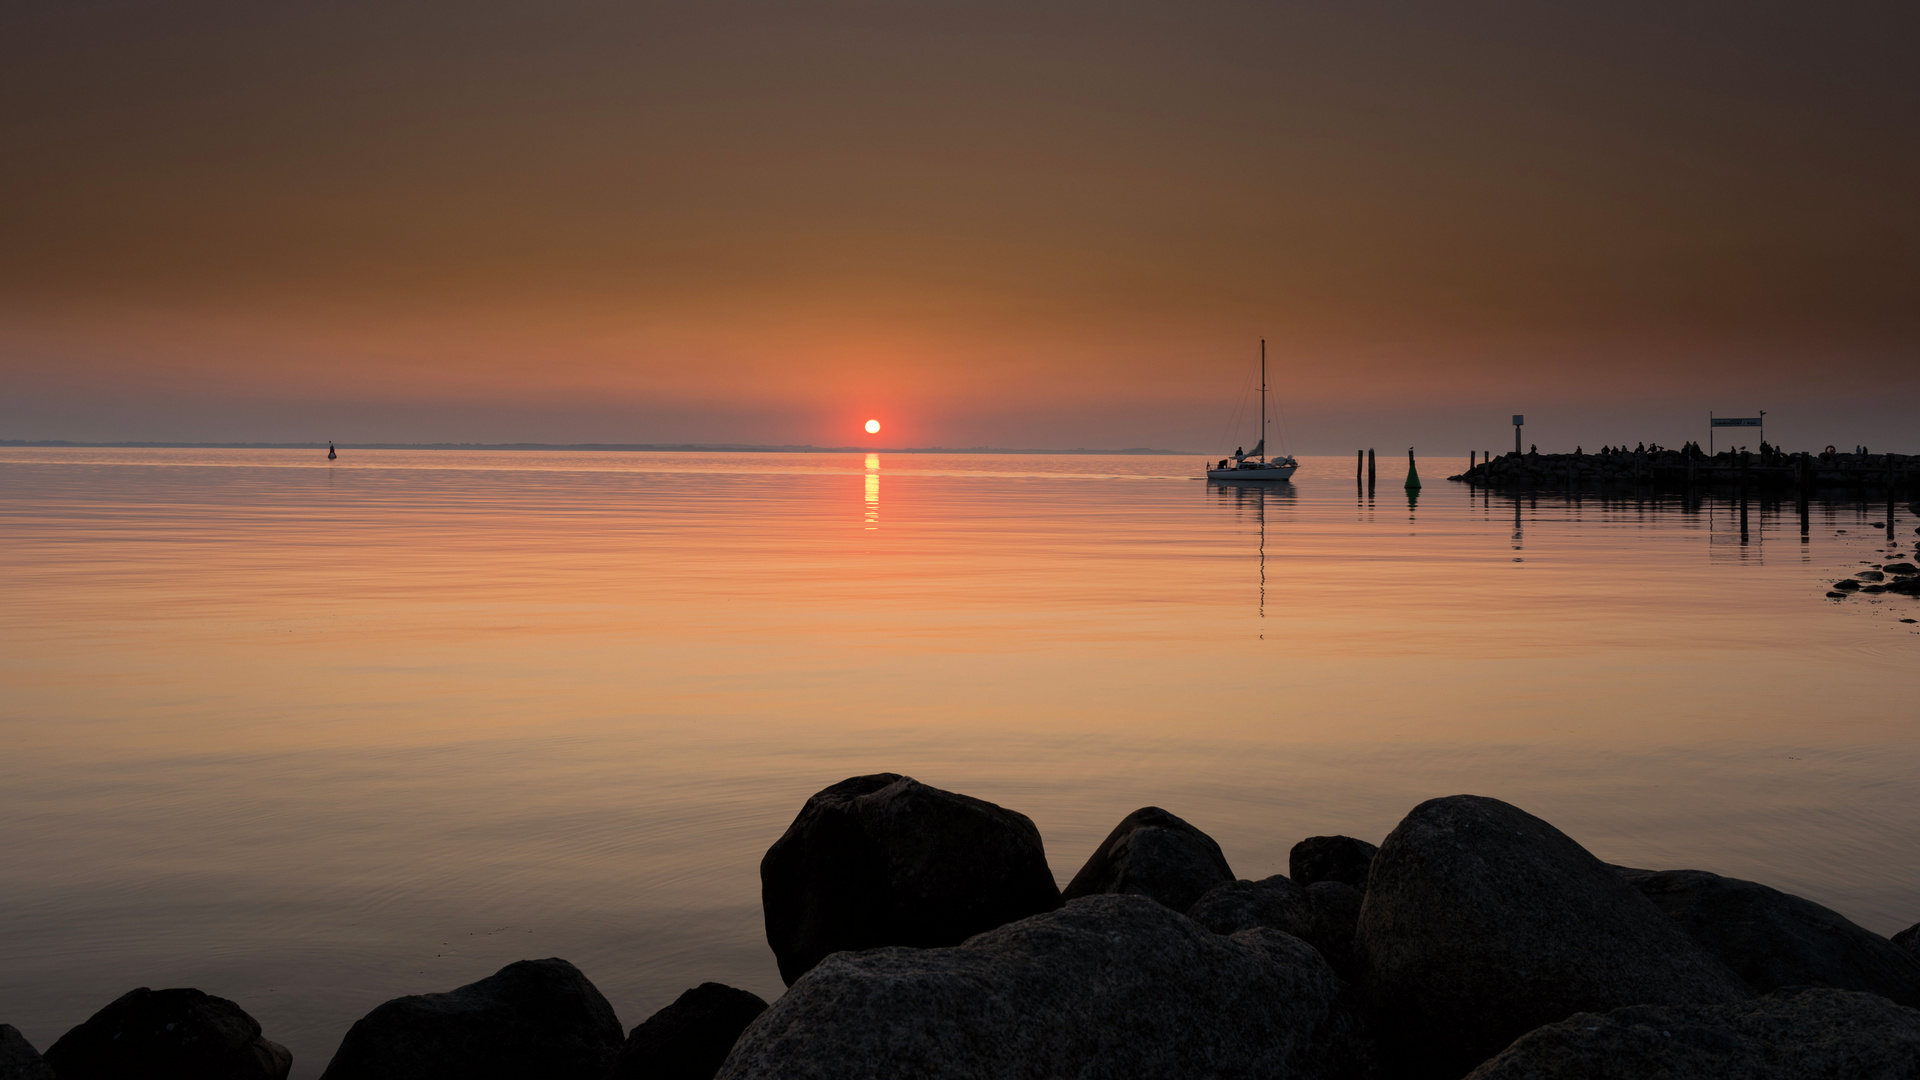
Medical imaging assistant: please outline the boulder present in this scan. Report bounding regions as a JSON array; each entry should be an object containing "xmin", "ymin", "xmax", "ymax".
[
  {"xmin": 760, "ymin": 774, "xmax": 1060, "ymax": 985},
  {"xmin": 1834, "ymin": 579, "xmax": 1861, "ymax": 591},
  {"xmin": 1187, "ymin": 874, "xmax": 1311, "ymax": 938},
  {"xmin": 1304, "ymin": 880, "xmax": 1365, "ymax": 975},
  {"xmin": 1060, "ymin": 806, "xmax": 1234, "ymax": 913},
  {"xmin": 0, "ymin": 1026, "xmax": 54, "ymax": 1080},
  {"xmin": 319, "ymin": 958, "xmax": 621, "ymax": 1080},
  {"xmin": 1893, "ymin": 921, "xmax": 1919, "ymax": 960},
  {"xmin": 1290, "ymin": 835, "xmax": 1379, "ymax": 890},
  {"xmin": 1463, "ymin": 987, "xmax": 1920, "ymax": 1079},
  {"xmin": 1186, "ymin": 875, "xmax": 1364, "ymax": 976},
  {"xmin": 1858, "ymin": 570, "xmax": 1886, "ymax": 581},
  {"xmin": 717, "ymin": 894, "xmax": 1359, "ymax": 1080},
  {"xmin": 1885, "ymin": 562, "xmax": 1919, "ymax": 575},
  {"xmin": 606, "ymin": 983, "xmax": 768, "ymax": 1080},
  {"xmin": 42, "ymin": 987, "xmax": 291, "ymax": 1080},
  {"xmin": 1354, "ymin": 795, "xmax": 1745, "ymax": 1080},
  {"xmin": 1618, "ymin": 869, "xmax": 1920, "ymax": 1007}
]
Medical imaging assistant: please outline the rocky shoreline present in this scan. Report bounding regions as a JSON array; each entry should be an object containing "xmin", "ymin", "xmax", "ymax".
[
  {"xmin": 6, "ymin": 776, "xmax": 1920, "ymax": 1080},
  {"xmin": 1450, "ymin": 447, "xmax": 1920, "ymax": 495}
]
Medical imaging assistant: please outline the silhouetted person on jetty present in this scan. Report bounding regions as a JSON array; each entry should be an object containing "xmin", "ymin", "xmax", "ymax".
[{"xmin": 328, "ymin": 442, "xmax": 337, "ymax": 460}]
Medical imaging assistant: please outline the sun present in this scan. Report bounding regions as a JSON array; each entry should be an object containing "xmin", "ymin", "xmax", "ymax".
[{"xmin": 864, "ymin": 419, "xmax": 881, "ymax": 434}]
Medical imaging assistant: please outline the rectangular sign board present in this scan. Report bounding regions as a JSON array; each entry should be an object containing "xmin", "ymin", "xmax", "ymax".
[
  {"xmin": 1710, "ymin": 417, "xmax": 1763, "ymax": 427},
  {"xmin": 1512, "ymin": 415, "xmax": 1524, "ymax": 426}
]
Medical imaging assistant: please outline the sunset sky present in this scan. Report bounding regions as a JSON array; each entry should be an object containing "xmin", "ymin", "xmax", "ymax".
[{"xmin": 3, "ymin": 1, "xmax": 1915, "ymax": 451}]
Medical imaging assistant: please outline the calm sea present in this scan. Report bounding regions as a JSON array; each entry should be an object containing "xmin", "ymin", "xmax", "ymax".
[{"xmin": 2, "ymin": 448, "xmax": 1916, "ymax": 1076}]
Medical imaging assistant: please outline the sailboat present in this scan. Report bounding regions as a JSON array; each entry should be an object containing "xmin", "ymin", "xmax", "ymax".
[{"xmin": 1207, "ymin": 340, "xmax": 1299, "ymax": 482}]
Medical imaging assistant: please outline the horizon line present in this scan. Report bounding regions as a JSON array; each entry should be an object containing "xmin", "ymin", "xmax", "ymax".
[{"xmin": 0, "ymin": 439, "xmax": 1198, "ymax": 456}]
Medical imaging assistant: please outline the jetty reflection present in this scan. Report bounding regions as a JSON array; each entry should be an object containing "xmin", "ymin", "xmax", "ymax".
[{"xmin": 1462, "ymin": 486, "xmax": 1910, "ymax": 568}]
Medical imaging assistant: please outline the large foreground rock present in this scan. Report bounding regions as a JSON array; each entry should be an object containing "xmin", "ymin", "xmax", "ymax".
[
  {"xmin": 1464, "ymin": 987, "xmax": 1920, "ymax": 1079},
  {"xmin": 319, "ymin": 958, "xmax": 621, "ymax": 1080},
  {"xmin": 1894, "ymin": 921, "xmax": 1920, "ymax": 960},
  {"xmin": 1290, "ymin": 835, "xmax": 1378, "ymax": 890},
  {"xmin": 718, "ymin": 894, "xmax": 1357, "ymax": 1080},
  {"xmin": 43, "ymin": 987, "xmax": 291, "ymax": 1080},
  {"xmin": 1061, "ymin": 806, "xmax": 1234, "ymax": 913},
  {"xmin": 607, "ymin": 983, "xmax": 767, "ymax": 1080},
  {"xmin": 1620, "ymin": 867, "xmax": 1920, "ymax": 1006},
  {"xmin": 760, "ymin": 773, "xmax": 1061, "ymax": 985},
  {"xmin": 0, "ymin": 1026, "xmax": 54, "ymax": 1080},
  {"xmin": 1356, "ymin": 796, "xmax": 1745, "ymax": 1079}
]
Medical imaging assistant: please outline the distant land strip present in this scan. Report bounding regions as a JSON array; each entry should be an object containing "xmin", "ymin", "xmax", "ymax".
[{"xmin": 0, "ymin": 440, "xmax": 1193, "ymax": 455}]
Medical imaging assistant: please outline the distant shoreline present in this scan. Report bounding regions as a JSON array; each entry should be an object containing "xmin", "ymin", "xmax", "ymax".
[{"xmin": 0, "ymin": 440, "xmax": 1194, "ymax": 456}]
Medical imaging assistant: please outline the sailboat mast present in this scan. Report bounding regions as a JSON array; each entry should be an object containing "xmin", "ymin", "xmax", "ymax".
[{"xmin": 1259, "ymin": 339, "xmax": 1267, "ymax": 463}]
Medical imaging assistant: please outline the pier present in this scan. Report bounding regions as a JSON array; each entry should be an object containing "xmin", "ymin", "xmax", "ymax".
[{"xmin": 1450, "ymin": 446, "xmax": 1919, "ymax": 496}]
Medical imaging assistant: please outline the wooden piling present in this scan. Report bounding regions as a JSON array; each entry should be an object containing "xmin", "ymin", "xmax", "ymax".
[{"xmin": 1367, "ymin": 448, "xmax": 1376, "ymax": 490}]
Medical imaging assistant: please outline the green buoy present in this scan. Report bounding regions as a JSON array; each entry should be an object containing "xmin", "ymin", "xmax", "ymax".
[{"xmin": 1405, "ymin": 447, "xmax": 1421, "ymax": 489}]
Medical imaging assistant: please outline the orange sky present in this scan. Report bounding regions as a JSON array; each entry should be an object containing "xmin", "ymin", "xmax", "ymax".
[{"xmin": 2, "ymin": 1, "xmax": 1915, "ymax": 450}]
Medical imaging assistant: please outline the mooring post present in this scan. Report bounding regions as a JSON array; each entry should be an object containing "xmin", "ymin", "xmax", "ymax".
[
  {"xmin": 1357, "ymin": 450, "xmax": 1363, "ymax": 485},
  {"xmin": 1406, "ymin": 447, "xmax": 1422, "ymax": 489},
  {"xmin": 1367, "ymin": 448, "xmax": 1376, "ymax": 491}
]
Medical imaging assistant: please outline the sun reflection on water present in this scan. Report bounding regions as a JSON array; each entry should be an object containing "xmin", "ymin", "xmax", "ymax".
[{"xmin": 864, "ymin": 453, "xmax": 879, "ymax": 529}]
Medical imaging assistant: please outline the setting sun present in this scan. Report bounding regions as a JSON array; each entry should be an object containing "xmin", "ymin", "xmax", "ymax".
[{"xmin": 864, "ymin": 419, "xmax": 881, "ymax": 434}]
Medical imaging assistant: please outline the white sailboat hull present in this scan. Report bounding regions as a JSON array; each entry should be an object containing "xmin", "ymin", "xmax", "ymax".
[{"xmin": 1207, "ymin": 463, "xmax": 1297, "ymax": 481}]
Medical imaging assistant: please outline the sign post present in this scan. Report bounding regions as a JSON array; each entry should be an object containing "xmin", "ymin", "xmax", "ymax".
[
  {"xmin": 1512, "ymin": 415, "xmax": 1524, "ymax": 455},
  {"xmin": 1709, "ymin": 413, "xmax": 1763, "ymax": 455}
]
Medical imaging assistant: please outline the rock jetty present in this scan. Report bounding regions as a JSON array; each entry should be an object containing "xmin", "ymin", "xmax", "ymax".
[
  {"xmin": 8, "ymin": 777, "xmax": 1920, "ymax": 1080},
  {"xmin": 1451, "ymin": 445, "xmax": 1920, "ymax": 494}
]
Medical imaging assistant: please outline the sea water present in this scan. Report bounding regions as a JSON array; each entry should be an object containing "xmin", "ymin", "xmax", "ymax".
[{"xmin": 1, "ymin": 448, "xmax": 1915, "ymax": 1076}]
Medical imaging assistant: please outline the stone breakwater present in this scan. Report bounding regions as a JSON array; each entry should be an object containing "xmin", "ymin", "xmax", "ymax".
[
  {"xmin": 1829, "ymin": 560, "xmax": 1920, "ymax": 601},
  {"xmin": 1451, "ymin": 447, "xmax": 1920, "ymax": 494},
  {"xmin": 7, "ymin": 776, "xmax": 1920, "ymax": 1080}
]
